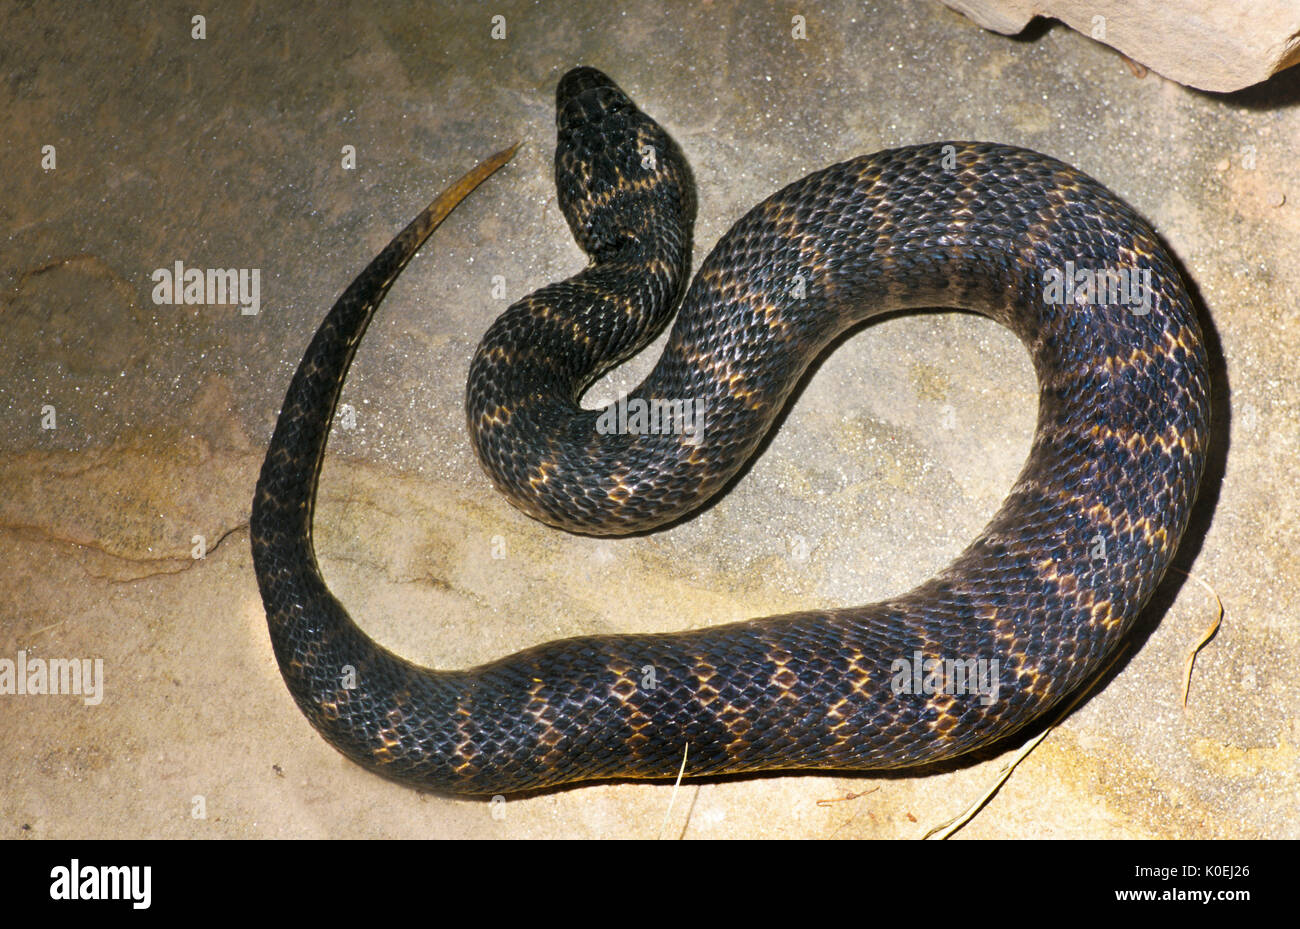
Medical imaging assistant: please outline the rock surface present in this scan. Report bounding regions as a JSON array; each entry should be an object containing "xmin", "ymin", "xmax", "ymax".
[
  {"xmin": 943, "ymin": 0, "xmax": 1300, "ymax": 91},
  {"xmin": 6, "ymin": 0, "xmax": 1298, "ymax": 842}
]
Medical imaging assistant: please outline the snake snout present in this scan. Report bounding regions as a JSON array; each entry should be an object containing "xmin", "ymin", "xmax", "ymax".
[
  {"xmin": 557, "ymin": 65, "xmax": 617, "ymax": 99},
  {"xmin": 555, "ymin": 65, "xmax": 634, "ymax": 128}
]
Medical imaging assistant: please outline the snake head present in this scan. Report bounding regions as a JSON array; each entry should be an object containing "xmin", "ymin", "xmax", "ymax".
[{"xmin": 554, "ymin": 66, "xmax": 695, "ymax": 261}]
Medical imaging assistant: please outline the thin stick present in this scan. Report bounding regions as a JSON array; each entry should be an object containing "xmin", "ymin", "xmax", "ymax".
[
  {"xmin": 923, "ymin": 644, "xmax": 1129, "ymax": 839},
  {"xmin": 1172, "ymin": 568, "xmax": 1225, "ymax": 707},
  {"xmin": 657, "ymin": 744, "xmax": 690, "ymax": 840}
]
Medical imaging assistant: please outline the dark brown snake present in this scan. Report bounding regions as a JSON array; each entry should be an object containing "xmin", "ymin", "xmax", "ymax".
[{"xmin": 250, "ymin": 67, "xmax": 1210, "ymax": 795}]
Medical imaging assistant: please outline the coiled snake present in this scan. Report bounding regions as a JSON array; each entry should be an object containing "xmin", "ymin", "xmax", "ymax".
[{"xmin": 251, "ymin": 67, "xmax": 1209, "ymax": 794}]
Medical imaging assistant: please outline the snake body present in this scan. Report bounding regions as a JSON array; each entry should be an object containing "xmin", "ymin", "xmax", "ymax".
[{"xmin": 251, "ymin": 67, "xmax": 1209, "ymax": 794}]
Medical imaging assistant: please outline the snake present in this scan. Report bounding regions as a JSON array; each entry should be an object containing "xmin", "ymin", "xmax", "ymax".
[{"xmin": 250, "ymin": 66, "xmax": 1210, "ymax": 795}]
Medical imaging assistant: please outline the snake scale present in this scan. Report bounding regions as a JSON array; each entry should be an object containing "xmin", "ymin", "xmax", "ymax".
[{"xmin": 251, "ymin": 67, "xmax": 1209, "ymax": 795}]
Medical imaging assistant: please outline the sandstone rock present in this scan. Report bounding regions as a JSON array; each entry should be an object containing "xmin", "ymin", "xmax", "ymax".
[{"xmin": 942, "ymin": 0, "xmax": 1300, "ymax": 92}]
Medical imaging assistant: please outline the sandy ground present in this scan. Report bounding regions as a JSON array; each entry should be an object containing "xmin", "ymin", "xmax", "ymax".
[{"xmin": 2, "ymin": 0, "xmax": 1297, "ymax": 839}]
